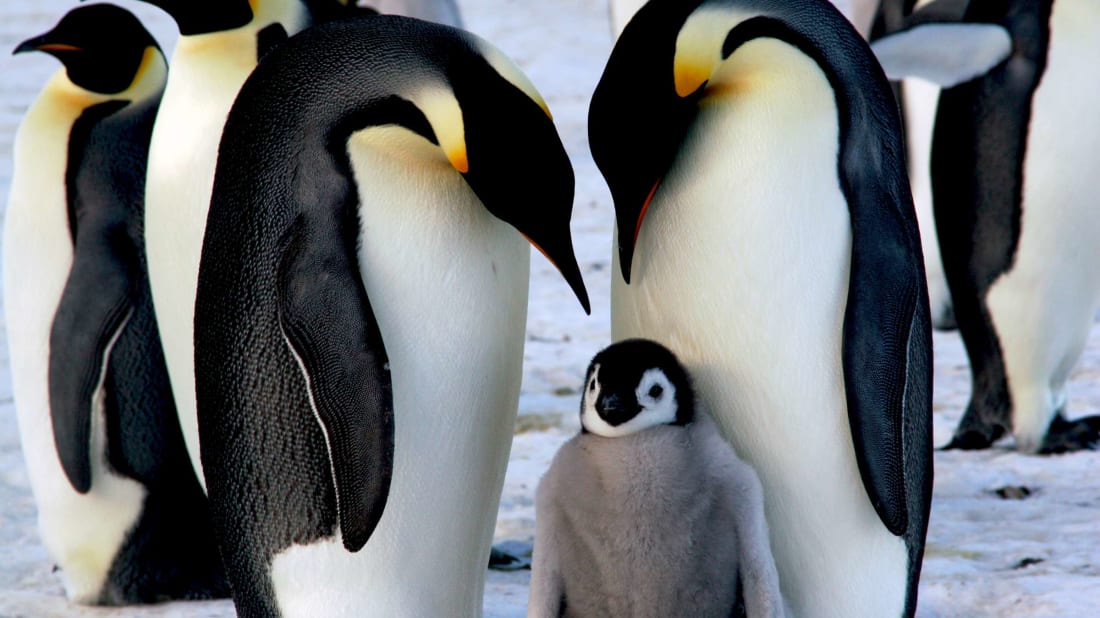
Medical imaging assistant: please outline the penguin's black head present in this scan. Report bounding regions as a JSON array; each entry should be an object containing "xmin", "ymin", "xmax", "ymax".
[
  {"xmin": 580, "ymin": 339, "xmax": 695, "ymax": 437},
  {"xmin": 14, "ymin": 4, "xmax": 161, "ymax": 95},
  {"xmin": 589, "ymin": 0, "xmax": 704, "ymax": 284},
  {"xmin": 133, "ymin": 0, "xmax": 253, "ymax": 35},
  {"xmin": 409, "ymin": 25, "xmax": 591, "ymax": 314},
  {"xmin": 590, "ymin": 0, "xmax": 866, "ymax": 284},
  {"xmin": 134, "ymin": 0, "xmax": 362, "ymax": 36}
]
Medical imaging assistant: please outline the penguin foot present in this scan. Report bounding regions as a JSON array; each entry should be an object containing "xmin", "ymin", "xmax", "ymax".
[
  {"xmin": 942, "ymin": 403, "xmax": 1008, "ymax": 451},
  {"xmin": 942, "ymin": 424, "xmax": 1007, "ymax": 451},
  {"xmin": 1038, "ymin": 414, "xmax": 1100, "ymax": 454},
  {"xmin": 488, "ymin": 540, "xmax": 533, "ymax": 571}
]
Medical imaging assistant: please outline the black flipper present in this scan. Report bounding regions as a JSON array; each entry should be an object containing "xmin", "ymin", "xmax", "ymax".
[
  {"xmin": 275, "ymin": 216, "xmax": 393, "ymax": 552},
  {"xmin": 842, "ymin": 222, "xmax": 921, "ymax": 537},
  {"xmin": 48, "ymin": 223, "xmax": 137, "ymax": 493}
]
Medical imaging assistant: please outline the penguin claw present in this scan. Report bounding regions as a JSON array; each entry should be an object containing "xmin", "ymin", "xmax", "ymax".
[
  {"xmin": 488, "ymin": 541, "xmax": 533, "ymax": 571},
  {"xmin": 941, "ymin": 425, "xmax": 1005, "ymax": 451},
  {"xmin": 1038, "ymin": 415, "xmax": 1100, "ymax": 454},
  {"xmin": 942, "ymin": 404, "xmax": 1009, "ymax": 451}
]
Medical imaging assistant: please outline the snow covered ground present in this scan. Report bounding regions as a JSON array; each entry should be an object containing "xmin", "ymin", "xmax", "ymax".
[{"xmin": 1, "ymin": 1, "xmax": 1098, "ymax": 616}]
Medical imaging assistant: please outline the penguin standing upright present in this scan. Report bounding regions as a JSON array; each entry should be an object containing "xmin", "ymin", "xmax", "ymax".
[
  {"xmin": 193, "ymin": 15, "xmax": 589, "ymax": 617},
  {"xmin": 529, "ymin": 339, "xmax": 786, "ymax": 618},
  {"xmin": 934, "ymin": 0, "xmax": 1100, "ymax": 453},
  {"xmin": 134, "ymin": 0, "xmax": 366, "ymax": 485},
  {"xmin": 3, "ymin": 5, "xmax": 227, "ymax": 604},
  {"xmin": 589, "ymin": 1, "xmax": 932, "ymax": 616}
]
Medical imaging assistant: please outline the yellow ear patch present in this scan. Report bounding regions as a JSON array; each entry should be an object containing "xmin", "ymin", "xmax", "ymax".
[
  {"xmin": 674, "ymin": 5, "xmax": 752, "ymax": 98},
  {"xmin": 447, "ymin": 144, "xmax": 469, "ymax": 174},
  {"xmin": 413, "ymin": 85, "xmax": 469, "ymax": 174}
]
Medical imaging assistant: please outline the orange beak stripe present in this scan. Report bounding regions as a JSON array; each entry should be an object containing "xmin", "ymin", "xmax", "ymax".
[
  {"xmin": 521, "ymin": 232, "xmax": 559, "ymax": 271},
  {"xmin": 634, "ymin": 180, "xmax": 661, "ymax": 246},
  {"xmin": 37, "ymin": 43, "xmax": 82, "ymax": 53}
]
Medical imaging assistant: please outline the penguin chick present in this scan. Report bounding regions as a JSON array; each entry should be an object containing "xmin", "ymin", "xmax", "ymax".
[{"xmin": 530, "ymin": 339, "xmax": 786, "ymax": 618}]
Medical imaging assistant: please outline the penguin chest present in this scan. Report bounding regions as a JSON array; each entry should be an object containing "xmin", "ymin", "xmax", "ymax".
[
  {"xmin": 267, "ymin": 128, "xmax": 530, "ymax": 617},
  {"xmin": 348, "ymin": 127, "xmax": 530, "ymax": 465},
  {"xmin": 614, "ymin": 38, "xmax": 855, "ymax": 454},
  {"xmin": 3, "ymin": 82, "xmax": 145, "ymax": 602},
  {"xmin": 143, "ymin": 43, "xmax": 261, "ymax": 486}
]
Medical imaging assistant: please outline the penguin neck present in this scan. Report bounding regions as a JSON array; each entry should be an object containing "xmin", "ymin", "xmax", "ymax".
[
  {"xmin": 32, "ymin": 71, "xmax": 116, "ymax": 116},
  {"xmin": 123, "ymin": 47, "xmax": 169, "ymax": 104}
]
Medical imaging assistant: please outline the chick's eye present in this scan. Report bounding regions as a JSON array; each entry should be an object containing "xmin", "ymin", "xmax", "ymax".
[
  {"xmin": 589, "ymin": 379, "xmax": 596, "ymax": 392},
  {"xmin": 648, "ymin": 384, "xmax": 664, "ymax": 399}
]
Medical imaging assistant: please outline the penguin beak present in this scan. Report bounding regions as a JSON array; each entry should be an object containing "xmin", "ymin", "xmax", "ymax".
[
  {"xmin": 13, "ymin": 36, "xmax": 44, "ymax": 55},
  {"xmin": 597, "ymin": 392, "xmax": 639, "ymax": 425},
  {"xmin": 13, "ymin": 35, "xmax": 80, "ymax": 56},
  {"xmin": 589, "ymin": 2, "xmax": 701, "ymax": 285},
  {"xmin": 452, "ymin": 69, "xmax": 591, "ymax": 315}
]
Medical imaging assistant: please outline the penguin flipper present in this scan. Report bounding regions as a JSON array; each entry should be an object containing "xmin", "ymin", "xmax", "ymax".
[
  {"xmin": 843, "ymin": 209, "xmax": 928, "ymax": 537},
  {"xmin": 871, "ymin": 23, "xmax": 1012, "ymax": 88},
  {"xmin": 276, "ymin": 217, "xmax": 394, "ymax": 552},
  {"xmin": 48, "ymin": 223, "xmax": 137, "ymax": 494}
]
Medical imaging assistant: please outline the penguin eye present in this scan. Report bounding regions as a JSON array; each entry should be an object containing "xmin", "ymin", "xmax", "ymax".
[
  {"xmin": 648, "ymin": 384, "xmax": 663, "ymax": 399},
  {"xmin": 589, "ymin": 379, "xmax": 596, "ymax": 392}
]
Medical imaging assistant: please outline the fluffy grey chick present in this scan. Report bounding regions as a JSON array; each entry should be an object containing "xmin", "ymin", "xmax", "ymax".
[{"xmin": 529, "ymin": 339, "xmax": 786, "ymax": 618}]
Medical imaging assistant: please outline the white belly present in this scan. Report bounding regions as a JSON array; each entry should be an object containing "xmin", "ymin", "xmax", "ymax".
[
  {"xmin": 270, "ymin": 127, "xmax": 529, "ymax": 617},
  {"xmin": 984, "ymin": 0, "xmax": 1100, "ymax": 450},
  {"xmin": 143, "ymin": 37, "xmax": 260, "ymax": 489},
  {"xmin": 3, "ymin": 75, "xmax": 145, "ymax": 603},
  {"xmin": 611, "ymin": 39, "xmax": 907, "ymax": 617}
]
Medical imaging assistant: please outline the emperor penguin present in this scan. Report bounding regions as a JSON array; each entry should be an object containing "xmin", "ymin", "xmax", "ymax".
[
  {"xmin": 3, "ymin": 5, "xmax": 227, "ymax": 604},
  {"xmin": 589, "ymin": 1, "xmax": 933, "ymax": 616},
  {"xmin": 133, "ymin": 0, "xmax": 367, "ymax": 487},
  {"xmin": 529, "ymin": 339, "xmax": 786, "ymax": 618},
  {"xmin": 932, "ymin": 0, "xmax": 1100, "ymax": 453},
  {"xmin": 193, "ymin": 14, "xmax": 590, "ymax": 617},
  {"xmin": 610, "ymin": 0, "xmax": 1002, "ymax": 332}
]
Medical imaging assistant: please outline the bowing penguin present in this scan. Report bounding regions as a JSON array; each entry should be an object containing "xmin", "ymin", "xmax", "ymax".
[
  {"xmin": 193, "ymin": 14, "xmax": 589, "ymax": 617},
  {"xmin": 590, "ymin": 1, "xmax": 932, "ymax": 615}
]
